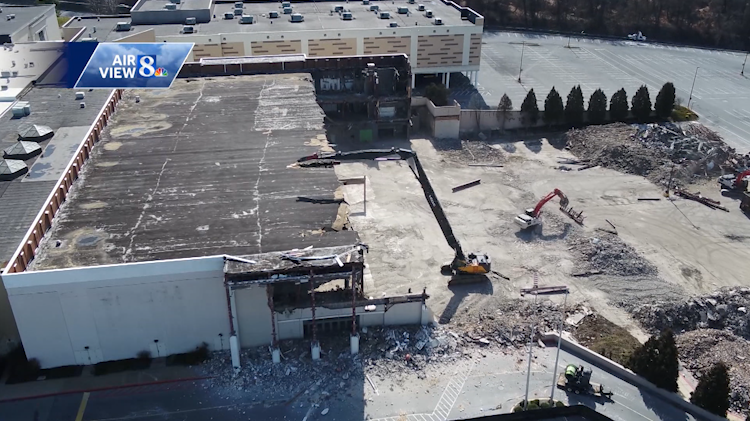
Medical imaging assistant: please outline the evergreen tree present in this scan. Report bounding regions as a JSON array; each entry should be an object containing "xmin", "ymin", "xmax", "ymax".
[
  {"xmin": 564, "ymin": 85, "xmax": 585, "ymax": 126},
  {"xmin": 521, "ymin": 89, "xmax": 539, "ymax": 126},
  {"xmin": 610, "ymin": 88, "xmax": 629, "ymax": 122},
  {"xmin": 543, "ymin": 87, "xmax": 564, "ymax": 125},
  {"xmin": 654, "ymin": 82, "xmax": 677, "ymax": 119},
  {"xmin": 587, "ymin": 88, "xmax": 608, "ymax": 124},
  {"xmin": 627, "ymin": 329, "xmax": 679, "ymax": 392},
  {"xmin": 425, "ymin": 83, "xmax": 450, "ymax": 106},
  {"xmin": 497, "ymin": 94, "xmax": 513, "ymax": 130},
  {"xmin": 632, "ymin": 85, "xmax": 653, "ymax": 122},
  {"xmin": 691, "ymin": 362, "xmax": 731, "ymax": 417}
]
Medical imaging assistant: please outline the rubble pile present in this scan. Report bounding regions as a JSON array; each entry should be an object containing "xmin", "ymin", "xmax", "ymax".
[
  {"xmin": 566, "ymin": 123, "xmax": 743, "ymax": 187},
  {"xmin": 438, "ymin": 140, "xmax": 505, "ymax": 164},
  {"xmin": 629, "ymin": 287, "xmax": 750, "ymax": 338},
  {"xmin": 677, "ymin": 329, "xmax": 750, "ymax": 411},
  {"xmin": 567, "ymin": 233, "xmax": 658, "ymax": 277}
]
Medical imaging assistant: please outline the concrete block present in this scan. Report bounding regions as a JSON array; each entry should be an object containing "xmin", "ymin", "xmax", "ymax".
[
  {"xmin": 350, "ymin": 334, "xmax": 360, "ymax": 355},
  {"xmin": 271, "ymin": 347, "xmax": 281, "ymax": 364},
  {"xmin": 311, "ymin": 341, "xmax": 320, "ymax": 361}
]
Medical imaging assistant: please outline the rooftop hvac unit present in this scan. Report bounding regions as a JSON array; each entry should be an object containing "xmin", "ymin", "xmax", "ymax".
[
  {"xmin": 240, "ymin": 15, "xmax": 254, "ymax": 23},
  {"xmin": 408, "ymin": 0, "xmax": 415, "ymax": 3},
  {"xmin": 185, "ymin": 17, "xmax": 196, "ymax": 24},
  {"xmin": 269, "ymin": 10, "xmax": 279, "ymax": 18},
  {"xmin": 164, "ymin": 3, "xmax": 177, "ymax": 10},
  {"xmin": 115, "ymin": 21, "xmax": 131, "ymax": 31},
  {"xmin": 234, "ymin": 7, "xmax": 243, "ymax": 15},
  {"xmin": 417, "ymin": 4, "xmax": 424, "ymax": 11},
  {"xmin": 183, "ymin": 25, "xmax": 195, "ymax": 33},
  {"xmin": 169, "ymin": 0, "xmax": 181, "ymax": 3},
  {"xmin": 234, "ymin": 1, "xmax": 243, "ymax": 8},
  {"xmin": 424, "ymin": 9, "xmax": 432, "ymax": 17},
  {"xmin": 281, "ymin": 1, "xmax": 291, "ymax": 8},
  {"xmin": 379, "ymin": 11, "xmax": 390, "ymax": 18},
  {"xmin": 7, "ymin": 13, "xmax": 15, "ymax": 19},
  {"xmin": 342, "ymin": 12, "xmax": 353, "ymax": 20},
  {"xmin": 369, "ymin": 4, "xmax": 379, "ymax": 11},
  {"xmin": 224, "ymin": 12, "xmax": 234, "ymax": 19},
  {"xmin": 389, "ymin": 22, "xmax": 398, "ymax": 27},
  {"xmin": 283, "ymin": 6, "xmax": 293, "ymax": 14},
  {"xmin": 397, "ymin": 6, "xmax": 408, "ymax": 14},
  {"xmin": 291, "ymin": 13, "xmax": 304, "ymax": 21},
  {"xmin": 334, "ymin": 4, "xmax": 344, "ymax": 12},
  {"xmin": 433, "ymin": 17, "xmax": 443, "ymax": 25},
  {"xmin": 362, "ymin": 0, "xmax": 369, "ymax": 3}
]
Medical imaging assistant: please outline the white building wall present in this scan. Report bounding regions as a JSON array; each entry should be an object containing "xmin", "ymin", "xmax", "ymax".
[
  {"xmin": 4, "ymin": 256, "xmax": 229, "ymax": 368},
  {"xmin": 235, "ymin": 285, "xmax": 273, "ymax": 348}
]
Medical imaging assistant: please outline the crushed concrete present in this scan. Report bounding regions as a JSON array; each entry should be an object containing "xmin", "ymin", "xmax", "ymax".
[
  {"xmin": 567, "ymin": 233, "xmax": 658, "ymax": 277},
  {"xmin": 435, "ymin": 140, "xmax": 505, "ymax": 165},
  {"xmin": 677, "ymin": 329, "xmax": 750, "ymax": 412}
]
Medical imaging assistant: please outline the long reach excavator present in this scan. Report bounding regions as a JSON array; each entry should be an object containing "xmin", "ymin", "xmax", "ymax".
[{"xmin": 297, "ymin": 148, "xmax": 491, "ymax": 278}]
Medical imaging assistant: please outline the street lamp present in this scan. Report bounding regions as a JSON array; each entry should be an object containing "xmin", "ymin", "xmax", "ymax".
[
  {"xmin": 742, "ymin": 52, "xmax": 748, "ymax": 76},
  {"xmin": 549, "ymin": 289, "xmax": 569, "ymax": 402},
  {"xmin": 518, "ymin": 41, "xmax": 526, "ymax": 83},
  {"xmin": 687, "ymin": 67, "xmax": 699, "ymax": 109}
]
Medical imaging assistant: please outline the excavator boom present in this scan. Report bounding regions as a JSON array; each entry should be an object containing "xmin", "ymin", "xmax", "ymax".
[
  {"xmin": 531, "ymin": 188, "xmax": 569, "ymax": 217},
  {"xmin": 297, "ymin": 148, "xmax": 490, "ymax": 275}
]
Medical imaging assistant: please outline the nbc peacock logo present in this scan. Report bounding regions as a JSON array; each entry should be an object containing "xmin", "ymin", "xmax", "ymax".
[{"xmin": 154, "ymin": 67, "xmax": 168, "ymax": 77}]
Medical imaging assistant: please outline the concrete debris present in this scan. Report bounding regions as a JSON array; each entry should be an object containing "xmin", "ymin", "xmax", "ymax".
[
  {"xmin": 629, "ymin": 287, "xmax": 750, "ymax": 339},
  {"xmin": 677, "ymin": 329, "xmax": 750, "ymax": 412},
  {"xmin": 437, "ymin": 140, "xmax": 505, "ymax": 165},
  {"xmin": 566, "ymin": 123, "xmax": 742, "ymax": 188},
  {"xmin": 567, "ymin": 233, "xmax": 657, "ymax": 277}
]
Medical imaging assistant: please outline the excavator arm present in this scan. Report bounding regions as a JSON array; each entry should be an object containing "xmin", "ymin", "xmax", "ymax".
[
  {"xmin": 531, "ymin": 188, "xmax": 569, "ymax": 217},
  {"xmin": 297, "ymin": 148, "xmax": 490, "ymax": 275}
]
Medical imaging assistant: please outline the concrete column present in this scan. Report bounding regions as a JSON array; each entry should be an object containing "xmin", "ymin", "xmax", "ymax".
[
  {"xmin": 311, "ymin": 340, "xmax": 321, "ymax": 360},
  {"xmin": 350, "ymin": 334, "xmax": 360, "ymax": 355},
  {"xmin": 271, "ymin": 347, "xmax": 281, "ymax": 364},
  {"xmin": 230, "ymin": 335, "xmax": 241, "ymax": 373},
  {"xmin": 411, "ymin": 72, "xmax": 415, "ymax": 89},
  {"xmin": 445, "ymin": 72, "xmax": 451, "ymax": 88}
]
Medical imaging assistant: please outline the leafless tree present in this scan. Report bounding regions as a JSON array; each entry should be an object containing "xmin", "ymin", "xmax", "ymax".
[{"xmin": 87, "ymin": 0, "xmax": 119, "ymax": 15}]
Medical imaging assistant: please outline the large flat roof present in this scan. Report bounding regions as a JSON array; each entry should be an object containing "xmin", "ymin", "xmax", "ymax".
[
  {"xmin": 30, "ymin": 74, "xmax": 358, "ymax": 270},
  {"xmin": 0, "ymin": 5, "xmax": 53, "ymax": 37},
  {"xmin": 132, "ymin": 0, "xmax": 211, "ymax": 12},
  {"xmin": 0, "ymin": 86, "xmax": 112, "ymax": 267}
]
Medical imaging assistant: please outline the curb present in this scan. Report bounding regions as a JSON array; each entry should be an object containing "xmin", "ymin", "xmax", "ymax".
[{"xmin": 0, "ymin": 375, "xmax": 213, "ymax": 403}]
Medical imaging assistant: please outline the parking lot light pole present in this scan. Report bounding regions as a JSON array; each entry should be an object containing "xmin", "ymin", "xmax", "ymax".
[
  {"xmin": 742, "ymin": 53, "xmax": 748, "ymax": 76},
  {"xmin": 550, "ymin": 289, "xmax": 569, "ymax": 402},
  {"xmin": 688, "ymin": 67, "xmax": 699, "ymax": 109},
  {"xmin": 523, "ymin": 289, "xmax": 537, "ymax": 410},
  {"xmin": 518, "ymin": 41, "xmax": 526, "ymax": 83}
]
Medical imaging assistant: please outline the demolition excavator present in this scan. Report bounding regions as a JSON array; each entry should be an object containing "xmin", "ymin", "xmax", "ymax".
[
  {"xmin": 297, "ymin": 148, "xmax": 491, "ymax": 278},
  {"xmin": 515, "ymin": 188, "xmax": 582, "ymax": 229}
]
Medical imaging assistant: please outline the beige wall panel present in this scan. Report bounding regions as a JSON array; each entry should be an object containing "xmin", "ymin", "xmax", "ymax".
[
  {"xmin": 417, "ymin": 34, "xmax": 464, "ymax": 67},
  {"xmin": 192, "ymin": 43, "xmax": 223, "ymax": 59},
  {"xmin": 251, "ymin": 40, "xmax": 302, "ymax": 55},
  {"xmin": 307, "ymin": 38, "xmax": 357, "ymax": 57},
  {"xmin": 221, "ymin": 42, "xmax": 244, "ymax": 57},
  {"xmin": 469, "ymin": 33, "xmax": 482, "ymax": 65},
  {"xmin": 363, "ymin": 36, "xmax": 411, "ymax": 55}
]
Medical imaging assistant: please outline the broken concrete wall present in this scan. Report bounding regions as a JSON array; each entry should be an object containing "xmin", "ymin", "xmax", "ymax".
[
  {"xmin": 427, "ymin": 99, "xmax": 461, "ymax": 140},
  {"xmin": 235, "ymin": 285, "xmax": 273, "ymax": 348},
  {"xmin": 459, "ymin": 109, "xmax": 620, "ymax": 133}
]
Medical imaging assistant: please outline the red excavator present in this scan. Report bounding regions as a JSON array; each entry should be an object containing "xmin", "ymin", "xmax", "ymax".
[
  {"xmin": 515, "ymin": 189, "xmax": 582, "ymax": 229},
  {"xmin": 718, "ymin": 169, "xmax": 750, "ymax": 192}
]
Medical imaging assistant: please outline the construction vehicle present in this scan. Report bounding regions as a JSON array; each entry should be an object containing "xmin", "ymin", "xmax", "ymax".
[
  {"xmin": 557, "ymin": 364, "xmax": 613, "ymax": 398},
  {"xmin": 741, "ymin": 191, "xmax": 750, "ymax": 214},
  {"xmin": 297, "ymin": 148, "xmax": 491, "ymax": 277},
  {"xmin": 718, "ymin": 169, "xmax": 750, "ymax": 192},
  {"xmin": 515, "ymin": 189, "xmax": 577, "ymax": 229}
]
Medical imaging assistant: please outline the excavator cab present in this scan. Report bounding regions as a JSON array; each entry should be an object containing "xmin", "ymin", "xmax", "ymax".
[{"xmin": 443, "ymin": 252, "xmax": 491, "ymax": 275}]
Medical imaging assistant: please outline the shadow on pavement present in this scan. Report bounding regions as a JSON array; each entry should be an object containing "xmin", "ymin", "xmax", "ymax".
[
  {"xmin": 438, "ymin": 276, "xmax": 494, "ymax": 324},
  {"xmin": 640, "ymin": 388, "xmax": 689, "ymax": 421},
  {"xmin": 523, "ymin": 138, "xmax": 543, "ymax": 153}
]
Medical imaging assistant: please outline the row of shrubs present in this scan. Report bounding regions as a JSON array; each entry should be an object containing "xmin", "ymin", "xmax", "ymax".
[
  {"xmin": 512, "ymin": 398, "xmax": 566, "ymax": 412},
  {"xmin": 2, "ymin": 342, "xmax": 211, "ymax": 383}
]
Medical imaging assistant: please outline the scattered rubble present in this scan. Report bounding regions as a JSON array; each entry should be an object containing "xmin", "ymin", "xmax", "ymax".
[
  {"xmin": 437, "ymin": 140, "xmax": 505, "ymax": 165},
  {"xmin": 677, "ymin": 329, "xmax": 750, "ymax": 412},
  {"xmin": 566, "ymin": 123, "xmax": 743, "ymax": 188},
  {"xmin": 567, "ymin": 233, "xmax": 657, "ymax": 277}
]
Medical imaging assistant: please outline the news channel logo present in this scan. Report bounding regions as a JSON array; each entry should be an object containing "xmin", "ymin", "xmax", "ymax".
[{"xmin": 73, "ymin": 43, "xmax": 193, "ymax": 89}]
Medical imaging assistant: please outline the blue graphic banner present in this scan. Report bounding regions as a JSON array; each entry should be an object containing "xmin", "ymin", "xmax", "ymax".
[{"xmin": 74, "ymin": 43, "xmax": 193, "ymax": 89}]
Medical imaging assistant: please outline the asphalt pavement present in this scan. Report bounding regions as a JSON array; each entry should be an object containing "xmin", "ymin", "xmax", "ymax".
[{"xmin": 462, "ymin": 31, "xmax": 750, "ymax": 153}]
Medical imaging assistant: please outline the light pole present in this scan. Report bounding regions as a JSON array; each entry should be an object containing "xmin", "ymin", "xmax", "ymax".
[
  {"xmin": 742, "ymin": 53, "xmax": 748, "ymax": 76},
  {"xmin": 523, "ymin": 288, "xmax": 537, "ymax": 410},
  {"xmin": 549, "ymin": 289, "xmax": 569, "ymax": 402},
  {"xmin": 518, "ymin": 41, "xmax": 526, "ymax": 83},
  {"xmin": 687, "ymin": 67, "xmax": 699, "ymax": 109}
]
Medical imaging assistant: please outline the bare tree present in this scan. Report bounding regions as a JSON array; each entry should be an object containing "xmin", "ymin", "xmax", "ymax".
[{"xmin": 87, "ymin": 0, "xmax": 119, "ymax": 15}]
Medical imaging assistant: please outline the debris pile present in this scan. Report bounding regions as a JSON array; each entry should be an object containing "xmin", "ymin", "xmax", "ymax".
[
  {"xmin": 566, "ymin": 123, "xmax": 742, "ymax": 187},
  {"xmin": 567, "ymin": 234, "xmax": 658, "ymax": 277},
  {"xmin": 438, "ymin": 140, "xmax": 505, "ymax": 165},
  {"xmin": 677, "ymin": 329, "xmax": 750, "ymax": 412},
  {"xmin": 629, "ymin": 287, "xmax": 750, "ymax": 339}
]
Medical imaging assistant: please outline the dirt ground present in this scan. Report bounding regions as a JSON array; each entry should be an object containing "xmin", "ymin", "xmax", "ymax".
[{"xmin": 334, "ymin": 136, "xmax": 750, "ymax": 338}]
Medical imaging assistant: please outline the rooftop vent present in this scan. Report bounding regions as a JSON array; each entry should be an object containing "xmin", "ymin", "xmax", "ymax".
[
  {"xmin": 269, "ymin": 10, "xmax": 279, "ymax": 18},
  {"xmin": 283, "ymin": 6, "xmax": 293, "ymax": 14},
  {"xmin": 234, "ymin": 7, "xmax": 243, "ymax": 15},
  {"xmin": 417, "ymin": 3, "xmax": 424, "ymax": 11},
  {"xmin": 240, "ymin": 15, "xmax": 254, "ymax": 23},
  {"xmin": 18, "ymin": 125, "xmax": 53, "ymax": 142},
  {"xmin": 281, "ymin": 1, "xmax": 291, "ymax": 8},
  {"xmin": 291, "ymin": 13, "xmax": 304, "ymax": 22},
  {"xmin": 7, "ymin": 13, "xmax": 15, "ymax": 20},
  {"xmin": 424, "ymin": 9, "xmax": 432, "ymax": 17},
  {"xmin": 185, "ymin": 17, "xmax": 196, "ymax": 25},
  {"xmin": 389, "ymin": 22, "xmax": 398, "ymax": 27},
  {"xmin": 3, "ymin": 141, "xmax": 42, "ymax": 160},
  {"xmin": 369, "ymin": 4, "xmax": 379, "ymax": 11},
  {"xmin": 164, "ymin": 3, "xmax": 177, "ymax": 10},
  {"xmin": 362, "ymin": 0, "xmax": 370, "ymax": 3},
  {"xmin": 0, "ymin": 159, "xmax": 28, "ymax": 181},
  {"xmin": 224, "ymin": 12, "xmax": 234, "ymax": 19},
  {"xmin": 433, "ymin": 17, "xmax": 443, "ymax": 25},
  {"xmin": 334, "ymin": 4, "xmax": 344, "ymax": 12},
  {"xmin": 379, "ymin": 11, "xmax": 390, "ymax": 19},
  {"xmin": 342, "ymin": 11, "xmax": 353, "ymax": 20},
  {"xmin": 115, "ymin": 21, "xmax": 131, "ymax": 31},
  {"xmin": 234, "ymin": 1, "xmax": 243, "ymax": 8},
  {"xmin": 397, "ymin": 6, "xmax": 408, "ymax": 14},
  {"xmin": 408, "ymin": 0, "xmax": 415, "ymax": 3},
  {"xmin": 182, "ymin": 25, "xmax": 195, "ymax": 33}
]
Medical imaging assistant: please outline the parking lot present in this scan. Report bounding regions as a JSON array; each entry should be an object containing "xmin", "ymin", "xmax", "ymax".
[{"xmin": 468, "ymin": 31, "xmax": 750, "ymax": 152}]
